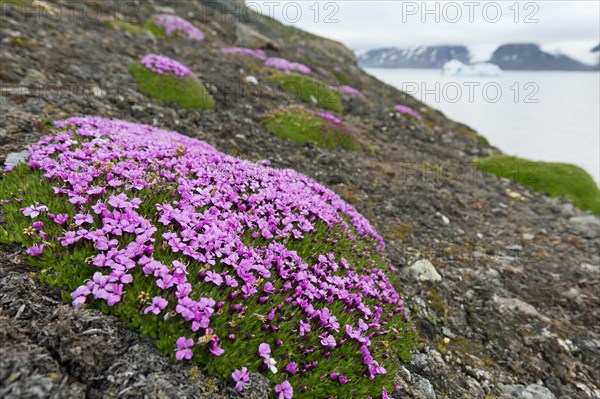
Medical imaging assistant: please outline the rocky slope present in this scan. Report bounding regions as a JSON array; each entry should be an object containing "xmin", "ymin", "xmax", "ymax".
[{"xmin": 1, "ymin": 1, "xmax": 599, "ymax": 398}]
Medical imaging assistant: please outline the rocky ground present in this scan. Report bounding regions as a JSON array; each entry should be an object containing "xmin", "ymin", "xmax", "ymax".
[{"xmin": 1, "ymin": 1, "xmax": 599, "ymax": 398}]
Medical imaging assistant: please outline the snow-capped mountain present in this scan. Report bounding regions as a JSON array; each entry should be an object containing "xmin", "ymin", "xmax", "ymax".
[{"xmin": 357, "ymin": 46, "xmax": 470, "ymax": 69}]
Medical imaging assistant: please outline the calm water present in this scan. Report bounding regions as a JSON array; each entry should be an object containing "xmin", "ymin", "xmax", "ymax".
[{"xmin": 365, "ymin": 68, "xmax": 600, "ymax": 185}]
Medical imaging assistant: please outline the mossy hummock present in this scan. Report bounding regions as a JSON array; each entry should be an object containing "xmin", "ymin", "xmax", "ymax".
[
  {"xmin": 264, "ymin": 107, "xmax": 359, "ymax": 150},
  {"xmin": 0, "ymin": 117, "xmax": 416, "ymax": 398},
  {"xmin": 474, "ymin": 155, "xmax": 600, "ymax": 215},
  {"xmin": 129, "ymin": 54, "xmax": 214, "ymax": 110},
  {"xmin": 267, "ymin": 73, "xmax": 344, "ymax": 113},
  {"xmin": 144, "ymin": 14, "xmax": 205, "ymax": 41}
]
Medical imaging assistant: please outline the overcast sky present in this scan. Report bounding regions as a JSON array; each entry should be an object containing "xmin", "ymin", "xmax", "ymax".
[{"xmin": 250, "ymin": 1, "xmax": 600, "ymax": 64}]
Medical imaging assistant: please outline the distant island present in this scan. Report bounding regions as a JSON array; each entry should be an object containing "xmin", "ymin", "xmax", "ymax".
[{"xmin": 358, "ymin": 43, "xmax": 599, "ymax": 71}]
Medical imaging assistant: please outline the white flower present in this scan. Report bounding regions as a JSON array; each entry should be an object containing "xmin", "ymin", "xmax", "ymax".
[{"xmin": 267, "ymin": 357, "xmax": 277, "ymax": 374}]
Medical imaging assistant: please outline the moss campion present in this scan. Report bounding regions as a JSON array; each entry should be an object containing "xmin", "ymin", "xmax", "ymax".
[
  {"xmin": 265, "ymin": 107, "xmax": 358, "ymax": 150},
  {"xmin": 129, "ymin": 55, "xmax": 214, "ymax": 109},
  {"xmin": 265, "ymin": 57, "xmax": 312, "ymax": 74},
  {"xmin": 152, "ymin": 14, "xmax": 205, "ymax": 40},
  {"xmin": 221, "ymin": 47, "xmax": 267, "ymax": 60},
  {"xmin": 266, "ymin": 73, "xmax": 344, "ymax": 113},
  {"xmin": 394, "ymin": 104, "xmax": 421, "ymax": 120},
  {"xmin": 338, "ymin": 85, "xmax": 365, "ymax": 98},
  {"xmin": 0, "ymin": 117, "xmax": 415, "ymax": 398},
  {"xmin": 141, "ymin": 54, "xmax": 193, "ymax": 79}
]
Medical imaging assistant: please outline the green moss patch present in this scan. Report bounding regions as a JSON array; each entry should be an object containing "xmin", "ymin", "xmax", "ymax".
[
  {"xmin": 267, "ymin": 73, "xmax": 344, "ymax": 113},
  {"xmin": 143, "ymin": 19, "xmax": 167, "ymax": 38},
  {"xmin": 129, "ymin": 63, "xmax": 214, "ymax": 110},
  {"xmin": 264, "ymin": 107, "xmax": 358, "ymax": 150},
  {"xmin": 474, "ymin": 156, "xmax": 599, "ymax": 215},
  {"xmin": 106, "ymin": 20, "xmax": 147, "ymax": 34},
  {"xmin": 331, "ymin": 70, "xmax": 352, "ymax": 86}
]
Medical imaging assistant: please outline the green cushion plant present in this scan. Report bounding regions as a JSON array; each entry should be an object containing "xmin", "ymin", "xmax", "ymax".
[
  {"xmin": 0, "ymin": 117, "xmax": 416, "ymax": 399},
  {"xmin": 474, "ymin": 156, "xmax": 599, "ymax": 215},
  {"xmin": 129, "ymin": 54, "xmax": 214, "ymax": 110},
  {"xmin": 267, "ymin": 73, "xmax": 344, "ymax": 113},
  {"xmin": 264, "ymin": 106, "xmax": 358, "ymax": 151}
]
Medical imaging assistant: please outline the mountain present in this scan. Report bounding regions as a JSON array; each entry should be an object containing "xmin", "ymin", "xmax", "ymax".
[
  {"xmin": 489, "ymin": 43, "xmax": 596, "ymax": 71},
  {"xmin": 358, "ymin": 43, "xmax": 598, "ymax": 71},
  {"xmin": 357, "ymin": 45, "xmax": 470, "ymax": 68},
  {"xmin": 592, "ymin": 44, "xmax": 600, "ymax": 53}
]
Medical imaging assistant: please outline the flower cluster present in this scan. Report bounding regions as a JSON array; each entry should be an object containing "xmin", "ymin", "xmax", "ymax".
[
  {"xmin": 338, "ymin": 85, "xmax": 365, "ymax": 97},
  {"xmin": 14, "ymin": 117, "xmax": 411, "ymax": 398},
  {"xmin": 153, "ymin": 14, "xmax": 205, "ymax": 41},
  {"xmin": 265, "ymin": 57, "xmax": 312, "ymax": 74},
  {"xmin": 221, "ymin": 47, "xmax": 267, "ymax": 60},
  {"xmin": 394, "ymin": 104, "xmax": 421, "ymax": 119},
  {"xmin": 141, "ymin": 54, "xmax": 193, "ymax": 80},
  {"xmin": 315, "ymin": 112, "xmax": 342, "ymax": 126}
]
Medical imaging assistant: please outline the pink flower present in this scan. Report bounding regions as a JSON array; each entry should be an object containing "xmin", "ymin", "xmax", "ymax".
[
  {"xmin": 51, "ymin": 213, "xmax": 69, "ymax": 225},
  {"xmin": 59, "ymin": 231, "xmax": 80, "ymax": 246},
  {"xmin": 71, "ymin": 285, "xmax": 91, "ymax": 307},
  {"xmin": 320, "ymin": 334, "xmax": 336, "ymax": 349},
  {"xmin": 205, "ymin": 271, "xmax": 223, "ymax": 286},
  {"xmin": 209, "ymin": 336, "xmax": 225, "ymax": 356},
  {"xmin": 21, "ymin": 204, "xmax": 48, "ymax": 218},
  {"xmin": 175, "ymin": 336, "xmax": 194, "ymax": 360},
  {"xmin": 258, "ymin": 343, "xmax": 271, "ymax": 360},
  {"xmin": 74, "ymin": 213, "xmax": 93, "ymax": 226},
  {"xmin": 275, "ymin": 380, "xmax": 293, "ymax": 399},
  {"xmin": 144, "ymin": 296, "xmax": 168, "ymax": 315},
  {"xmin": 284, "ymin": 362, "xmax": 297, "ymax": 375},
  {"xmin": 26, "ymin": 244, "xmax": 45, "ymax": 257},
  {"xmin": 232, "ymin": 367, "xmax": 250, "ymax": 392},
  {"xmin": 299, "ymin": 319, "xmax": 310, "ymax": 336}
]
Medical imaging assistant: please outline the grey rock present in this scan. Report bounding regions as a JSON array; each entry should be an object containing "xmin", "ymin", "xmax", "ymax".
[
  {"xmin": 407, "ymin": 259, "xmax": 442, "ymax": 282},
  {"xmin": 568, "ymin": 215, "xmax": 599, "ymax": 238},
  {"xmin": 492, "ymin": 295, "xmax": 550, "ymax": 322},
  {"xmin": 413, "ymin": 373, "xmax": 436, "ymax": 399},
  {"xmin": 20, "ymin": 69, "xmax": 48, "ymax": 86},
  {"xmin": 559, "ymin": 202, "xmax": 577, "ymax": 217},
  {"xmin": 411, "ymin": 353, "xmax": 430, "ymax": 372},
  {"xmin": 498, "ymin": 383, "xmax": 555, "ymax": 399},
  {"xmin": 442, "ymin": 326, "xmax": 456, "ymax": 338},
  {"xmin": 580, "ymin": 263, "xmax": 599, "ymax": 273},
  {"xmin": 464, "ymin": 378, "xmax": 485, "ymax": 399},
  {"xmin": 154, "ymin": 6, "xmax": 175, "ymax": 13},
  {"xmin": 505, "ymin": 244, "xmax": 523, "ymax": 252},
  {"xmin": 4, "ymin": 150, "xmax": 28, "ymax": 167},
  {"xmin": 236, "ymin": 23, "xmax": 280, "ymax": 50},
  {"xmin": 0, "ymin": 128, "xmax": 6, "ymax": 137}
]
